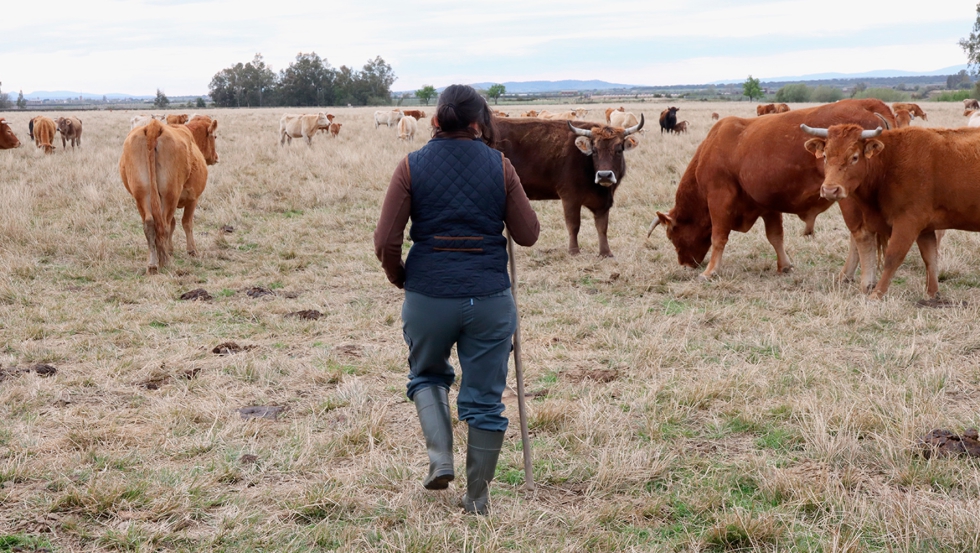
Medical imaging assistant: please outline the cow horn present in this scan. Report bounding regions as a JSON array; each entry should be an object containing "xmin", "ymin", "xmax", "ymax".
[
  {"xmin": 860, "ymin": 127, "xmax": 883, "ymax": 139},
  {"xmin": 874, "ymin": 112, "xmax": 892, "ymax": 130},
  {"xmin": 646, "ymin": 217, "xmax": 661, "ymax": 238},
  {"xmin": 800, "ymin": 124, "xmax": 828, "ymax": 137},
  {"xmin": 568, "ymin": 121, "xmax": 592, "ymax": 137},
  {"xmin": 623, "ymin": 113, "xmax": 645, "ymax": 136}
]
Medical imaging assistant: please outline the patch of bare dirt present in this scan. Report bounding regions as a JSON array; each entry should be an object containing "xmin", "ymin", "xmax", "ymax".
[
  {"xmin": 240, "ymin": 454, "xmax": 259, "ymax": 464},
  {"xmin": 917, "ymin": 428, "xmax": 980, "ymax": 459},
  {"xmin": 0, "ymin": 364, "xmax": 58, "ymax": 382},
  {"xmin": 335, "ymin": 344, "xmax": 363, "ymax": 357},
  {"xmin": 564, "ymin": 368, "xmax": 619, "ymax": 383},
  {"xmin": 245, "ymin": 286, "xmax": 275, "ymax": 298},
  {"xmin": 221, "ymin": 225, "xmax": 235, "ymax": 233},
  {"xmin": 238, "ymin": 405, "xmax": 286, "ymax": 421},
  {"xmin": 285, "ymin": 309, "xmax": 322, "ymax": 320},
  {"xmin": 179, "ymin": 288, "xmax": 213, "ymax": 301},
  {"xmin": 212, "ymin": 342, "xmax": 257, "ymax": 355}
]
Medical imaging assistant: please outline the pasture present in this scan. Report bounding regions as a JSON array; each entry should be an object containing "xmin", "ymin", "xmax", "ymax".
[{"xmin": 2, "ymin": 102, "xmax": 980, "ymax": 552}]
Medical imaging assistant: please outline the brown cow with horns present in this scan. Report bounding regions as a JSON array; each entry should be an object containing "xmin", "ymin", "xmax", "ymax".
[
  {"xmin": 649, "ymin": 99, "xmax": 895, "ymax": 284},
  {"xmin": 801, "ymin": 122, "xmax": 980, "ymax": 300},
  {"xmin": 492, "ymin": 115, "xmax": 644, "ymax": 257}
]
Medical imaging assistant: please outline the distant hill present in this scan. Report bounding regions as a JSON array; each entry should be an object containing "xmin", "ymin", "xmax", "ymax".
[
  {"xmin": 396, "ymin": 80, "xmax": 638, "ymax": 95},
  {"xmin": 711, "ymin": 64, "xmax": 970, "ymax": 85}
]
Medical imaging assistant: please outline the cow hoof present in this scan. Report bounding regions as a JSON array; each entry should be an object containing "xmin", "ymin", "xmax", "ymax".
[
  {"xmin": 188, "ymin": 250, "xmax": 198, "ymax": 257},
  {"xmin": 697, "ymin": 273, "xmax": 713, "ymax": 282},
  {"xmin": 147, "ymin": 266, "xmax": 158, "ymax": 275},
  {"xmin": 598, "ymin": 252, "xmax": 614, "ymax": 259},
  {"xmin": 779, "ymin": 266, "xmax": 794, "ymax": 274},
  {"xmin": 867, "ymin": 290, "xmax": 884, "ymax": 300},
  {"xmin": 568, "ymin": 248, "xmax": 581, "ymax": 256}
]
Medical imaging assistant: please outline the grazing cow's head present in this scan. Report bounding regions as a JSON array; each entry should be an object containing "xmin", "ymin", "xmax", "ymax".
[
  {"xmin": 650, "ymin": 210, "xmax": 712, "ymax": 269},
  {"xmin": 801, "ymin": 123, "xmax": 883, "ymax": 202},
  {"xmin": 567, "ymin": 114, "xmax": 643, "ymax": 187},
  {"xmin": 0, "ymin": 119, "xmax": 21, "ymax": 149}
]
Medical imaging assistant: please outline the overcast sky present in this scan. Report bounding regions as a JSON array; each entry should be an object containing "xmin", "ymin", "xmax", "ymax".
[{"xmin": 2, "ymin": 0, "xmax": 976, "ymax": 97}]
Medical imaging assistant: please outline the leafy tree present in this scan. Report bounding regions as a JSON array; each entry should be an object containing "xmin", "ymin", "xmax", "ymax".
[
  {"xmin": 948, "ymin": 69, "xmax": 972, "ymax": 90},
  {"xmin": 209, "ymin": 53, "xmax": 276, "ymax": 108},
  {"xmin": 742, "ymin": 75, "xmax": 763, "ymax": 101},
  {"xmin": 775, "ymin": 83, "xmax": 810, "ymax": 103},
  {"xmin": 16, "ymin": 90, "xmax": 26, "ymax": 109},
  {"xmin": 810, "ymin": 85, "xmax": 843, "ymax": 103},
  {"xmin": 277, "ymin": 52, "xmax": 336, "ymax": 107},
  {"xmin": 196, "ymin": 97, "xmax": 207, "ymax": 108},
  {"xmin": 0, "ymin": 81, "xmax": 10, "ymax": 109},
  {"xmin": 154, "ymin": 89, "xmax": 170, "ymax": 109},
  {"xmin": 486, "ymin": 83, "xmax": 506, "ymax": 104},
  {"xmin": 359, "ymin": 56, "xmax": 396, "ymax": 105},
  {"xmin": 415, "ymin": 85, "xmax": 437, "ymax": 105},
  {"xmin": 961, "ymin": 4, "xmax": 980, "ymax": 76},
  {"xmin": 850, "ymin": 82, "xmax": 867, "ymax": 98}
]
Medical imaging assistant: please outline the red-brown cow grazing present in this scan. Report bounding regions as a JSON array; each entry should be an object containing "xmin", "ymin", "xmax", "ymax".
[
  {"xmin": 492, "ymin": 116, "xmax": 643, "ymax": 257},
  {"xmin": 894, "ymin": 109, "xmax": 913, "ymax": 128},
  {"xmin": 119, "ymin": 116, "xmax": 218, "ymax": 273},
  {"xmin": 756, "ymin": 104, "xmax": 777, "ymax": 116},
  {"xmin": 775, "ymin": 103, "xmax": 790, "ymax": 113},
  {"xmin": 649, "ymin": 99, "xmax": 895, "ymax": 282},
  {"xmin": 31, "ymin": 116, "xmax": 57, "ymax": 154},
  {"xmin": 403, "ymin": 109, "xmax": 426, "ymax": 119},
  {"xmin": 0, "ymin": 118, "xmax": 20, "ymax": 149},
  {"xmin": 56, "ymin": 116, "xmax": 83, "ymax": 149},
  {"xmin": 892, "ymin": 102, "xmax": 926, "ymax": 121},
  {"xmin": 801, "ymin": 123, "xmax": 980, "ymax": 300}
]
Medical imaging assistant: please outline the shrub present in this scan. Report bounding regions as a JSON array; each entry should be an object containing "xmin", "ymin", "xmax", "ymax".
[
  {"xmin": 810, "ymin": 86, "xmax": 843, "ymax": 103},
  {"xmin": 775, "ymin": 84, "xmax": 811, "ymax": 103},
  {"xmin": 852, "ymin": 88, "xmax": 910, "ymax": 102},
  {"xmin": 935, "ymin": 90, "xmax": 974, "ymax": 102}
]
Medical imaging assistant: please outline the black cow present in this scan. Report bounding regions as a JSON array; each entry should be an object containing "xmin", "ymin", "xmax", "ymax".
[{"xmin": 660, "ymin": 107, "xmax": 679, "ymax": 133}]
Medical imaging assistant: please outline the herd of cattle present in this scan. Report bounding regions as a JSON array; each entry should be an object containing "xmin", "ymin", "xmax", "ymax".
[{"xmin": 2, "ymin": 97, "xmax": 980, "ymax": 301}]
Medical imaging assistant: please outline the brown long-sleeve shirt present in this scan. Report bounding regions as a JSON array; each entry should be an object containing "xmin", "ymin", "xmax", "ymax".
[{"xmin": 374, "ymin": 136, "xmax": 540, "ymax": 289}]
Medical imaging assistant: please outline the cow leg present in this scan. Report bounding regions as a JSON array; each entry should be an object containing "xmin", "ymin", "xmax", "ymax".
[
  {"xmin": 561, "ymin": 199, "xmax": 582, "ymax": 255},
  {"xmin": 839, "ymin": 235, "xmax": 860, "ymax": 283},
  {"xmin": 916, "ymin": 230, "xmax": 940, "ymax": 299},
  {"xmin": 869, "ymin": 227, "xmax": 918, "ymax": 300},
  {"xmin": 182, "ymin": 202, "xmax": 198, "ymax": 256},
  {"xmin": 593, "ymin": 208, "xmax": 613, "ymax": 258},
  {"xmin": 143, "ymin": 219, "xmax": 159, "ymax": 274},
  {"xmin": 855, "ymin": 229, "xmax": 879, "ymax": 294},
  {"xmin": 762, "ymin": 212, "xmax": 793, "ymax": 273},
  {"xmin": 700, "ymin": 227, "xmax": 730, "ymax": 280}
]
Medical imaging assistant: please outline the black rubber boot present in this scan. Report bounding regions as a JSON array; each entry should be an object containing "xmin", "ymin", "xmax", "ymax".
[
  {"xmin": 413, "ymin": 386, "xmax": 455, "ymax": 490},
  {"xmin": 461, "ymin": 426, "xmax": 505, "ymax": 515}
]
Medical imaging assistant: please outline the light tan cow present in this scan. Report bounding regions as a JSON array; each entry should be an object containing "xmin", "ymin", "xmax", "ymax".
[
  {"xmin": 605, "ymin": 106, "xmax": 624, "ymax": 124},
  {"xmin": 521, "ymin": 110, "xmax": 539, "ymax": 117},
  {"xmin": 538, "ymin": 110, "xmax": 577, "ymax": 120},
  {"xmin": 374, "ymin": 109, "xmax": 403, "ymax": 129},
  {"xmin": 166, "ymin": 114, "xmax": 189, "ymax": 125},
  {"xmin": 31, "ymin": 116, "xmax": 57, "ymax": 154},
  {"xmin": 119, "ymin": 116, "xmax": 218, "ymax": 273},
  {"xmin": 397, "ymin": 115, "xmax": 418, "ymax": 141},
  {"xmin": 279, "ymin": 113, "xmax": 332, "ymax": 146},
  {"xmin": 609, "ymin": 111, "xmax": 639, "ymax": 129}
]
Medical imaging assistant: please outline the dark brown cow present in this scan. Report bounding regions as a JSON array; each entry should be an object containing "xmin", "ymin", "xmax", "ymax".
[
  {"xmin": 649, "ymin": 99, "xmax": 895, "ymax": 283},
  {"xmin": 800, "ymin": 123, "xmax": 980, "ymax": 299},
  {"xmin": 659, "ymin": 107, "xmax": 679, "ymax": 133},
  {"xmin": 0, "ymin": 118, "xmax": 20, "ymax": 149},
  {"xmin": 891, "ymin": 102, "xmax": 926, "ymax": 121},
  {"xmin": 964, "ymin": 98, "xmax": 979, "ymax": 110},
  {"xmin": 492, "ymin": 116, "xmax": 644, "ymax": 257},
  {"xmin": 31, "ymin": 116, "xmax": 57, "ymax": 154},
  {"xmin": 756, "ymin": 104, "xmax": 777, "ymax": 116},
  {"xmin": 56, "ymin": 116, "xmax": 83, "ymax": 149}
]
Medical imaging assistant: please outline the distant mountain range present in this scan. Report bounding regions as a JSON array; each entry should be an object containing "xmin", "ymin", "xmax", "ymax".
[{"xmin": 710, "ymin": 64, "xmax": 971, "ymax": 85}]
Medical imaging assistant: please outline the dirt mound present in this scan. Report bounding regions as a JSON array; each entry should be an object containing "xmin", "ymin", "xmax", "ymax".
[{"xmin": 918, "ymin": 428, "xmax": 980, "ymax": 458}]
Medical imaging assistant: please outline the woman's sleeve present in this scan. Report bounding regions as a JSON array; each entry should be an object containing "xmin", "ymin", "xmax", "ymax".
[
  {"xmin": 374, "ymin": 157, "xmax": 412, "ymax": 288},
  {"xmin": 502, "ymin": 156, "xmax": 540, "ymax": 247}
]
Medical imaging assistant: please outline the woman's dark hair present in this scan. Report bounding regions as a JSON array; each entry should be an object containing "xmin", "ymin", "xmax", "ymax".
[{"xmin": 434, "ymin": 84, "xmax": 496, "ymax": 144}]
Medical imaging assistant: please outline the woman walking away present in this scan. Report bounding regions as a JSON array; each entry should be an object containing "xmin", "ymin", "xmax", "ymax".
[{"xmin": 374, "ymin": 84, "xmax": 539, "ymax": 515}]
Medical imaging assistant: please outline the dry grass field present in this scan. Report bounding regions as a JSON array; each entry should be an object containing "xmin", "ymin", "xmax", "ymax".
[{"xmin": 2, "ymin": 101, "xmax": 980, "ymax": 552}]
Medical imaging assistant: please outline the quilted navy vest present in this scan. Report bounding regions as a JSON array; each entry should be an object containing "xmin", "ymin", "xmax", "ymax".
[{"xmin": 404, "ymin": 138, "xmax": 509, "ymax": 298}]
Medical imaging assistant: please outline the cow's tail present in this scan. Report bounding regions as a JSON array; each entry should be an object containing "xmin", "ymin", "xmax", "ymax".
[
  {"xmin": 875, "ymin": 231, "xmax": 888, "ymax": 272},
  {"xmin": 144, "ymin": 120, "xmax": 170, "ymax": 269}
]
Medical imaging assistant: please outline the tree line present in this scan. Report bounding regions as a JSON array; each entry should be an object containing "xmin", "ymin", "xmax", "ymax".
[{"xmin": 208, "ymin": 53, "xmax": 396, "ymax": 108}]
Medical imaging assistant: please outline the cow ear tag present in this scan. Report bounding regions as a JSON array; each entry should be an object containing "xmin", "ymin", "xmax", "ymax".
[
  {"xmin": 804, "ymin": 138, "xmax": 825, "ymax": 159},
  {"xmin": 574, "ymin": 136, "xmax": 593, "ymax": 155}
]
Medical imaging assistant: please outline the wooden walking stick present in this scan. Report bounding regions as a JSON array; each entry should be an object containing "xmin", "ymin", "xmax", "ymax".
[{"xmin": 506, "ymin": 230, "xmax": 535, "ymax": 490}]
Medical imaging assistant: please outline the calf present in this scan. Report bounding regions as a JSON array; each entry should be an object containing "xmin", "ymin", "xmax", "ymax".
[
  {"xmin": 56, "ymin": 116, "xmax": 83, "ymax": 149},
  {"xmin": 711, "ymin": 112, "xmax": 720, "ymax": 121},
  {"xmin": 672, "ymin": 120, "xmax": 689, "ymax": 133},
  {"xmin": 756, "ymin": 104, "xmax": 777, "ymax": 116},
  {"xmin": 801, "ymin": 123, "xmax": 980, "ymax": 299},
  {"xmin": 166, "ymin": 114, "xmax": 189, "ymax": 125},
  {"xmin": 328, "ymin": 122, "xmax": 343, "ymax": 137}
]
